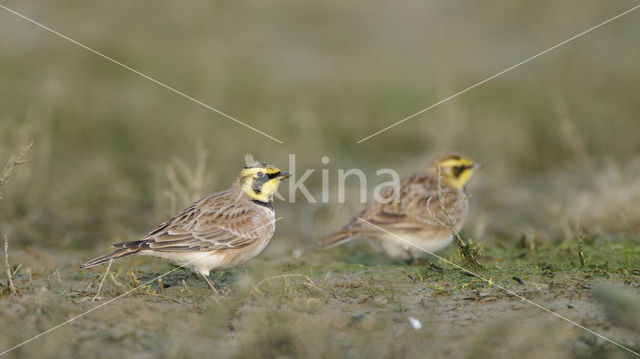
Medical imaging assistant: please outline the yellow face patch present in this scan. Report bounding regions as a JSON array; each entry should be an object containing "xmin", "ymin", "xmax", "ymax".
[
  {"xmin": 240, "ymin": 165, "xmax": 288, "ymax": 202},
  {"xmin": 437, "ymin": 157, "xmax": 475, "ymax": 189}
]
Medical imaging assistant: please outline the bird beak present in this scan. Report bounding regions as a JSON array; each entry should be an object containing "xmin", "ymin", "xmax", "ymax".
[
  {"xmin": 278, "ymin": 171, "xmax": 291, "ymax": 179},
  {"xmin": 472, "ymin": 163, "xmax": 482, "ymax": 170}
]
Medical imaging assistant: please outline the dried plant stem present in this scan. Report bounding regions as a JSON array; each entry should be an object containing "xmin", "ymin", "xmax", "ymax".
[
  {"xmin": 108, "ymin": 266, "xmax": 125, "ymax": 287},
  {"xmin": 578, "ymin": 232, "xmax": 586, "ymax": 267},
  {"xmin": 181, "ymin": 279, "xmax": 192, "ymax": 294},
  {"xmin": 0, "ymin": 141, "xmax": 32, "ymax": 200},
  {"xmin": 92, "ymin": 259, "xmax": 113, "ymax": 301},
  {"xmin": 1, "ymin": 142, "xmax": 32, "ymax": 295},
  {"xmin": 4, "ymin": 234, "xmax": 17, "ymax": 295},
  {"xmin": 428, "ymin": 166, "xmax": 482, "ymax": 269},
  {"xmin": 128, "ymin": 269, "xmax": 140, "ymax": 287},
  {"xmin": 164, "ymin": 141, "xmax": 211, "ymax": 214}
]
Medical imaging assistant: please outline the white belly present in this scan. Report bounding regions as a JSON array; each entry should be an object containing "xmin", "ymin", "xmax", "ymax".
[{"xmin": 140, "ymin": 250, "xmax": 228, "ymax": 275}]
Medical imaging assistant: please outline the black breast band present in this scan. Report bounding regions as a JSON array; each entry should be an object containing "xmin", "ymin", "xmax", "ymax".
[{"xmin": 252, "ymin": 199, "xmax": 274, "ymax": 210}]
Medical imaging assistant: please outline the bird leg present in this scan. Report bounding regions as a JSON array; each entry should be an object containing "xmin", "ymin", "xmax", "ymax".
[
  {"xmin": 406, "ymin": 257, "xmax": 428, "ymax": 266},
  {"xmin": 428, "ymin": 261, "xmax": 443, "ymax": 271},
  {"xmin": 405, "ymin": 257, "xmax": 443, "ymax": 271},
  {"xmin": 200, "ymin": 273, "xmax": 220, "ymax": 295}
]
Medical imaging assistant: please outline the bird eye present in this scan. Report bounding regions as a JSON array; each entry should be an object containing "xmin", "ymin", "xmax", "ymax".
[
  {"xmin": 257, "ymin": 171, "xmax": 264, "ymax": 177},
  {"xmin": 452, "ymin": 166, "xmax": 464, "ymax": 177}
]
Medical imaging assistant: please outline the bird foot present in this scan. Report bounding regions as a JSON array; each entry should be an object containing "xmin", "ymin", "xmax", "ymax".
[{"xmin": 201, "ymin": 273, "xmax": 223, "ymax": 295}]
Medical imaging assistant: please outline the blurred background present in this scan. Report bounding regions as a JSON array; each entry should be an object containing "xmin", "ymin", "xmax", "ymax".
[
  {"xmin": 1, "ymin": 0, "xmax": 639, "ymax": 256},
  {"xmin": 2, "ymin": 1, "xmax": 640, "ymax": 358}
]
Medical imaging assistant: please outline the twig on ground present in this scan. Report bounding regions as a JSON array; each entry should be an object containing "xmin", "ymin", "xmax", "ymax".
[{"xmin": 4, "ymin": 234, "xmax": 17, "ymax": 295}]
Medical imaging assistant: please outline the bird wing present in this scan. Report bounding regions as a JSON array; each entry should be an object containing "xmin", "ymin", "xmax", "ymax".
[
  {"xmin": 113, "ymin": 191, "xmax": 273, "ymax": 252},
  {"xmin": 320, "ymin": 173, "xmax": 469, "ymax": 249},
  {"xmin": 350, "ymin": 175, "xmax": 463, "ymax": 231}
]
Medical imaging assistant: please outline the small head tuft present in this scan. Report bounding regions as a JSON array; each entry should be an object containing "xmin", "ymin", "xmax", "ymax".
[
  {"xmin": 237, "ymin": 161, "xmax": 289, "ymax": 202},
  {"xmin": 244, "ymin": 154, "xmax": 260, "ymax": 168}
]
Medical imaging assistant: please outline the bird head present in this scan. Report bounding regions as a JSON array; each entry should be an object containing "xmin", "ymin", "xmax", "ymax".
[
  {"xmin": 428, "ymin": 153, "xmax": 477, "ymax": 190},
  {"xmin": 237, "ymin": 156, "xmax": 290, "ymax": 202}
]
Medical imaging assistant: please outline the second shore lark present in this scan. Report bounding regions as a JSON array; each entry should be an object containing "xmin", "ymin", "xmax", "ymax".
[
  {"xmin": 319, "ymin": 153, "xmax": 476, "ymax": 262},
  {"xmin": 81, "ymin": 158, "xmax": 289, "ymax": 294}
]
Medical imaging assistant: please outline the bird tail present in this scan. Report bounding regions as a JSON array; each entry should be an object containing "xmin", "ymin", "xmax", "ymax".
[
  {"xmin": 318, "ymin": 230, "xmax": 359, "ymax": 248},
  {"xmin": 80, "ymin": 248, "xmax": 139, "ymax": 269}
]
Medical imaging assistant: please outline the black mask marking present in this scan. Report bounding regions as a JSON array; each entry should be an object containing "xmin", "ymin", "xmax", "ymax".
[
  {"xmin": 252, "ymin": 173, "xmax": 271, "ymax": 193},
  {"xmin": 452, "ymin": 165, "xmax": 469, "ymax": 178}
]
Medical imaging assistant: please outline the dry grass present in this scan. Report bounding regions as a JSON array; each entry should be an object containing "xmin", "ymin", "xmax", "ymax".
[
  {"xmin": 1, "ymin": 140, "xmax": 32, "ymax": 296},
  {"xmin": 0, "ymin": 141, "xmax": 31, "ymax": 200},
  {"xmin": 3, "ymin": 235, "xmax": 17, "ymax": 295},
  {"xmin": 427, "ymin": 165, "xmax": 482, "ymax": 269},
  {"xmin": 0, "ymin": 243, "xmax": 638, "ymax": 358}
]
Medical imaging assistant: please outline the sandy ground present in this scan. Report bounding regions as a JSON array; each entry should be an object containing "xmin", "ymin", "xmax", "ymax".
[{"xmin": 1, "ymin": 241, "xmax": 639, "ymax": 358}]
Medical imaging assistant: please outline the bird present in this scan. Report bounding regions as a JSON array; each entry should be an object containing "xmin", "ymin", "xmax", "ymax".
[
  {"xmin": 81, "ymin": 157, "xmax": 290, "ymax": 294},
  {"xmin": 319, "ymin": 153, "xmax": 476, "ymax": 263}
]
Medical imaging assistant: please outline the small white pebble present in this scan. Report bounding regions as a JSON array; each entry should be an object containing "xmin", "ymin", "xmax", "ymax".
[
  {"xmin": 408, "ymin": 317, "xmax": 422, "ymax": 330},
  {"xmin": 292, "ymin": 249, "xmax": 302, "ymax": 258}
]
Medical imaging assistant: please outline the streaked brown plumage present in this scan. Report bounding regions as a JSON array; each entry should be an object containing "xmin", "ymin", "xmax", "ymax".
[
  {"xmin": 319, "ymin": 153, "xmax": 476, "ymax": 261},
  {"xmin": 81, "ymin": 159, "xmax": 289, "ymax": 293}
]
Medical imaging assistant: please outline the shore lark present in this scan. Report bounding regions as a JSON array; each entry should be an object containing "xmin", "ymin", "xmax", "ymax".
[
  {"xmin": 319, "ymin": 153, "xmax": 476, "ymax": 262},
  {"xmin": 81, "ymin": 158, "xmax": 290, "ymax": 294}
]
